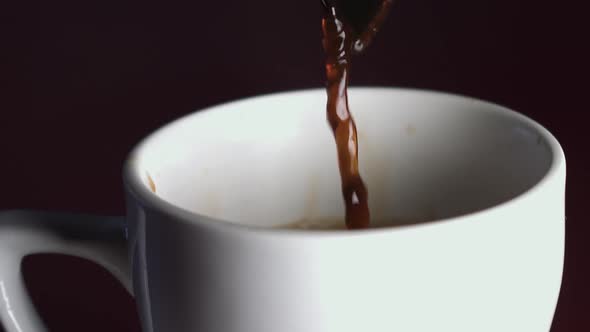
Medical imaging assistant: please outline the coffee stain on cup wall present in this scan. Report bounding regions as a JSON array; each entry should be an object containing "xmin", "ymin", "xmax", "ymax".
[{"xmin": 147, "ymin": 173, "xmax": 156, "ymax": 193}]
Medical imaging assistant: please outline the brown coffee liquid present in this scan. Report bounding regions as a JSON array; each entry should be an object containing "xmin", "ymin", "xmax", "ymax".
[{"xmin": 321, "ymin": 0, "xmax": 393, "ymax": 229}]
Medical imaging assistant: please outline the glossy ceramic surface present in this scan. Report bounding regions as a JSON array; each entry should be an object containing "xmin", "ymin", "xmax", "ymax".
[
  {"xmin": 124, "ymin": 88, "xmax": 565, "ymax": 332},
  {"xmin": 0, "ymin": 88, "xmax": 565, "ymax": 332}
]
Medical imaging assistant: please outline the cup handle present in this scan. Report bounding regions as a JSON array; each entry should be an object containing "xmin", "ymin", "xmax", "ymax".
[{"xmin": 0, "ymin": 210, "xmax": 131, "ymax": 332}]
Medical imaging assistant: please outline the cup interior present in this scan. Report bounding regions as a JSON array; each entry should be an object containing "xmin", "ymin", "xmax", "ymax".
[{"xmin": 129, "ymin": 88, "xmax": 555, "ymax": 228}]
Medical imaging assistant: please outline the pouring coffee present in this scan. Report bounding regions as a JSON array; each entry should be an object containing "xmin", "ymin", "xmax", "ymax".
[{"xmin": 321, "ymin": 0, "xmax": 394, "ymax": 229}]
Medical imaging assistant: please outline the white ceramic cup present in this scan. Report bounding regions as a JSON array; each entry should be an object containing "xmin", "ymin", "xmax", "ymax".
[{"xmin": 0, "ymin": 88, "xmax": 565, "ymax": 332}]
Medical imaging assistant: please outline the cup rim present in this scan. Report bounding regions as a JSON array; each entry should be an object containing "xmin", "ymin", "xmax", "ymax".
[{"xmin": 122, "ymin": 87, "xmax": 565, "ymax": 237}]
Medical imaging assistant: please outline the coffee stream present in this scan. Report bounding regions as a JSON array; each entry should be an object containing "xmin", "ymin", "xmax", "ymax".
[{"xmin": 321, "ymin": 0, "xmax": 393, "ymax": 229}]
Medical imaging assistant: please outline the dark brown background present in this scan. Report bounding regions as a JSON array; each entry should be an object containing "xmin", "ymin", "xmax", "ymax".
[{"xmin": 2, "ymin": 0, "xmax": 588, "ymax": 331}]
